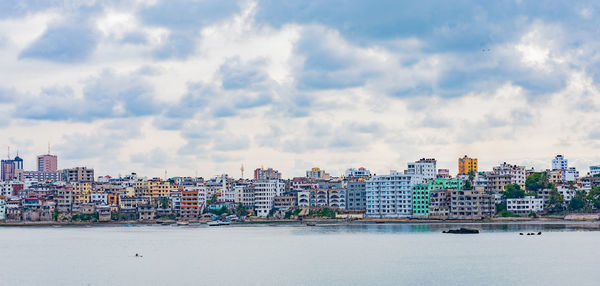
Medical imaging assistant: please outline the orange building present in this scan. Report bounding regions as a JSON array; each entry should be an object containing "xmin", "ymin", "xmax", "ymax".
[
  {"xmin": 180, "ymin": 188, "xmax": 200, "ymax": 219},
  {"xmin": 458, "ymin": 155, "xmax": 478, "ymax": 175}
]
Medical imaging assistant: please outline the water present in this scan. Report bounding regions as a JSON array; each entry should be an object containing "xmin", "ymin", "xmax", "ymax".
[{"xmin": 1, "ymin": 222, "xmax": 599, "ymax": 286}]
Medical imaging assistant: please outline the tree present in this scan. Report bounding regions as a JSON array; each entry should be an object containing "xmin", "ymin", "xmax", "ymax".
[
  {"xmin": 586, "ymin": 187, "xmax": 600, "ymax": 210},
  {"xmin": 568, "ymin": 190, "xmax": 589, "ymax": 212},
  {"xmin": 235, "ymin": 203, "xmax": 248, "ymax": 217},
  {"xmin": 525, "ymin": 172, "xmax": 550, "ymax": 191},
  {"xmin": 208, "ymin": 194, "xmax": 218, "ymax": 204},
  {"xmin": 502, "ymin": 184, "xmax": 525, "ymax": 199},
  {"xmin": 463, "ymin": 180, "xmax": 473, "ymax": 190},
  {"xmin": 159, "ymin": 197, "xmax": 170, "ymax": 209},
  {"xmin": 546, "ymin": 187, "xmax": 565, "ymax": 214}
]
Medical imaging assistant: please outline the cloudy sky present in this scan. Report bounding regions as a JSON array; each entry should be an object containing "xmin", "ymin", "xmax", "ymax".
[{"xmin": 1, "ymin": 0, "xmax": 600, "ymax": 178}]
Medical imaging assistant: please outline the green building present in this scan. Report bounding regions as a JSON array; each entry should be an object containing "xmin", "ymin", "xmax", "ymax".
[{"xmin": 412, "ymin": 179, "xmax": 462, "ymax": 216}]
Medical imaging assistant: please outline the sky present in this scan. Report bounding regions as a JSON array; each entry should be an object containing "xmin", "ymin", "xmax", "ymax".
[{"xmin": 1, "ymin": 0, "xmax": 600, "ymax": 178}]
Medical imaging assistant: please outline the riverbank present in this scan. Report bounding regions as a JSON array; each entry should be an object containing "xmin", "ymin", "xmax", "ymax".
[{"xmin": 1, "ymin": 215, "xmax": 598, "ymax": 227}]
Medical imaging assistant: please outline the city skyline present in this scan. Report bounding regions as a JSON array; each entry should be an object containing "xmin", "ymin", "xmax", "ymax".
[{"xmin": 1, "ymin": 1, "xmax": 600, "ymax": 178}]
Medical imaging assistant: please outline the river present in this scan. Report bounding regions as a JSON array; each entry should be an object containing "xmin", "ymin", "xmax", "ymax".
[{"xmin": 1, "ymin": 222, "xmax": 598, "ymax": 285}]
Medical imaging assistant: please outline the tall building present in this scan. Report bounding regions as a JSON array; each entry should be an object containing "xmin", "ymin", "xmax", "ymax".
[
  {"xmin": 552, "ymin": 155, "xmax": 568, "ymax": 171},
  {"xmin": 306, "ymin": 167, "xmax": 330, "ymax": 180},
  {"xmin": 13, "ymin": 155, "xmax": 23, "ymax": 170},
  {"xmin": 37, "ymin": 154, "xmax": 58, "ymax": 172},
  {"xmin": 1, "ymin": 159, "xmax": 16, "ymax": 181},
  {"xmin": 406, "ymin": 158, "xmax": 437, "ymax": 180},
  {"xmin": 486, "ymin": 162, "xmax": 526, "ymax": 193},
  {"xmin": 458, "ymin": 155, "xmax": 478, "ymax": 175},
  {"xmin": 346, "ymin": 181, "xmax": 366, "ymax": 210},
  {"xmin": 366, "ymin": 171, "xmax": 423, "ymax": 218},
  {"xmin": 412, "ymin": 178, "xmax": 462, "ymax": 217},
  {"xmin": 253, "ymin": 179, "xmax": 285, "ymax": 217},
  {"xmin": 62, "ymin": 167, "xmax": 94, "ymax": 183},
  {"xmin": 254, "ymin": 167, "xmax": 281, "ymax": 181}
]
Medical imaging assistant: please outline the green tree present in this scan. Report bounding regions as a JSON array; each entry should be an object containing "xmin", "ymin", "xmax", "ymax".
[
  {"xmin": 235, "ymin": 203, "xmax": 248, "ymax": 217},
  {"xmin": 587, "ymin": 187, "xmax": 600, "ymax": 210},
  {"xmin": 159, "ymin": 197, "xmax": 170, "ymax": 209},
  {"xmin": 502, "ymin": 184, "xmax": 525, "ymax": 199},
  {"xmin": 568, "ymin": 190, "xmax": 588, "ymax": 212},
  {"xmin": 546, "ymin": 187, "xmax": 565, "ymax": 214},
  {"xmin": 525, "ymin": 172, "xmax": 550, "ymax": 191},
  {"xmin": 208, "ymin": 194, "xmax": 218, "ymax": 204}
]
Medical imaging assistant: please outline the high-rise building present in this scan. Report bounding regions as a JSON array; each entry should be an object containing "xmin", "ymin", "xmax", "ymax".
[
  {"xmin": 253, "ymin": 179, "xmax": 285, "ymax": 217},
  {"xmin": 254, "ymin": 167, "xmax": 281, "ymax": 181},
  {"xmin": 37, "ymin": 154, "xmax": 58, "ymax": 172},
  {"xmin": 366, "ymin": 170, "xmax": 423, "ymax": 218},
  {"xmin": 591, "ymin": 166, "xmax": 600, "ymax": 176},
  {"xmin": 62, "ymin": 167, "xmax": 94, "ymax": 183},
  {"xmin": 458, "ymin": 155, "xmax": 478, "ymax": 175},
  {"xmin": 13, "ymin": 155, "xmax": 23, "ymax": 170},
  {"xmin": 1, "ymin": 159, "xmax": 15, "ymax": 181},
  {"xmin": 552, "ymin": 155, "xmax": 568, "ymax": 170},
  {"xmin": 406, "ymin": 158, "xmax": 437, "ymax": 180},
  {"xmin": 412, "ymin": 178, "xmax": 462, "ymax": 217}
]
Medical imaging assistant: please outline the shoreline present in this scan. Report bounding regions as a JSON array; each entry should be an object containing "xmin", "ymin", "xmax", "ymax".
[{"xmin": 1, "ymin": 217, "xmax": 598, "ymax": 227}]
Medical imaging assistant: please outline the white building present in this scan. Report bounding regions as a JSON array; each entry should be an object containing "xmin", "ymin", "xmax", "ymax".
[
  {"xmin": 506, "ymin": 196, "xmax": 544, "ymax": 215},
  {"xmin": 366, "ymin": 170, "xmax": 423, "ymax": 218},
  {"xmin": 561, "ymin": 167, "xmax": 579, "ymax": 182},
  {"xmin": 590, "ymin": 166, "xmax": 600, "ymax": 176},
  {"xmin": 328, "ymin": 189, "xmax": 346, "ymax": 209},
  {"xmin": 297, "ymin": 191, "xmax": 310, "ymax": 207},
  {"xmin": 254, "ymin": 179, "xmax": 285, "ymax": 217},
  {"xmin": 406, "ymin": 158, "xmax": 436, "ymax": 180},
  {"xmin": 345, "ymin": 167, "xmax": 371, "ymax": 178},
  {"xmin": 552, "ymin": 155, "xmax": 568, "ymax": 170},
  {"xmin": 492, "ymin": 163, "xmax": 526, "ymax": 186},
  {"xmin": 557, "ymin": 186, "xmax": 576, "ymax": 202},
  {"xmin": 90, "ymin": 193, "xmax": 108, "ymax": 205}
]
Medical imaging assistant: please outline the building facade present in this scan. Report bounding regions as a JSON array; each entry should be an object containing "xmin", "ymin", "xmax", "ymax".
[
  {"xmin": 366, "ymin": 171, "xmax": 423, "ymax": 218},
  {"xmin": 37, "ymin": 154, "xmax": 58, "ymax": 172},
  {"xmin": 346, "ymin": 181, "xmax": 366, "ymax": 210},
  {"xmin": 458, "ymin": 155, "xmax": 478, "ymax": 175},
  {"xmin": 506, "ymin": 196, "xmax": 544, "ymax": 215},
  {"xmin": 412, "ymin": 179, "xmax": 462, "ymax": 217},
  {"xmin": 254, "ymin": 167, "xmax": 281, "ymax": 181},
  {"xmin": 253, "ymin": 180, "xmax": 285, "ymax": 217}
]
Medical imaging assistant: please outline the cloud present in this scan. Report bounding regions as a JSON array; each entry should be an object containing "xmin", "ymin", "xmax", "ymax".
[
  {"xmin": 16, "ymin": 70, "xmax": 162, "ymax": 121},
  {"xmin": 19, "ymin": 23, "xmax": 99, "ymax": 63}
]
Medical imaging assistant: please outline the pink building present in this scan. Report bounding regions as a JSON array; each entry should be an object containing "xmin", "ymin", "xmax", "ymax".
[
  {"xmin": 37, "ymin": 154, "xmax": 58, "ymax": 172},
  {"xmin": 254, "ymin": 167, "xmax": 281, "ymax": 181}
]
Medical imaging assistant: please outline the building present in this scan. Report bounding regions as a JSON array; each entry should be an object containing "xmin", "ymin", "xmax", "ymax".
[
  {"xmin": 137, "ymin": 205, "xmax": 155, "ymax": 220},
  {"xmin": 37, "ymin": 154, "xmax": 58, "ymax": 172},
  {"xmin": 254, "ymin": 167, "xmax": 281, "ymax": 181},
  {"xmin": 1, "ymin": 159, "xmax": 15, "ymax": 181},
  {"xmin": 449, "ymin": 187, "xmax": 495, "ymax": 219},
  {"xmin": 297, "ymin": 191, "xmax": 310, "ymax": 207},
  {"xmin": 561, "ymin": 167, "xmax": 579, "ymax": 182},
  {"xmin": 273, "ymin": 195, "xmax": 297, "ymax": 211},
  {"xmin": 134, "ymin": 179, "xmax": 176, "ymax": 198},
  {"xmin": 306, "ymin": 168, "xmax": 330, "ymax": 180},
  {"xmin": 590, "ymin": 165, "xmax": 600, "ymax": 176},
  {"xmin": 437, "ymin": 169, "xmax": 450, "ymax": 178},
  {"xmin": 552, "ymin": 155, "xmax": 568, "ymax": 171},
  {"xmin": 366, "ymin": 171, "xmax": 423, "ymax": 218},
  {"xmin": 406, "ymin": 158, "xmax": 437, "ymax": 180},
  {"xmin": 14, "ymin": 170, "xmax": 61, "ymax": 182},
  {"xmin": 458, "ymin": 155, "xmax": 478, "ymax": 175},
  {"xmin": 0, "ymin": 196, "xmax": 6, "ymax": 220},
  {"xmin": 506, "ymin": 196, "xmax": 544, "ymax": 215},
  {"xmin": 412, "ymin": 179, "xmax": 462, "ymax": 217},
  {"xmin": 328, "ymin": 189, "xmax": 346, "ymax": 209},
  {"xmin": 253, "ymin": 179, "xmax": 285, "ymax": 217},
  {"xmin": 486, "ymin": 163, "xmax": 526, "ymax": 193},
  {"xmin": 180, "ymin": 186, "xmax": 206, "ymax": 219},
  {"xmin": 429, "ymin": 189, "xmax": 451, "ymax": 219},
  {"xmin": 345, "ymin": 168, "xmax": 371, "ymax": 178},
  {"xmin": 62, "ymin": 167, "xmax": 94, "ymax": 183},
  {"xmin": 71, "ymin": 182, "xmax": 92, "ymax": 204},
  {"xmin": 346, "ymin": 181, "xmax": 366, "ymax": 210},
  {"xmin": 310, "ymin": 189, "xmax": 328, "ymax": 207},
  {"xmin": 56, "ymin": 187, "xmax": 73, "ymax": 212}
]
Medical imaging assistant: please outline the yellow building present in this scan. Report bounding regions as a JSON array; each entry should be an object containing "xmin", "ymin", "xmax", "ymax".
[
  {"xmin": 458, "ymin": 155, "xmax": 478, "ymax": 175},
  {"xmin": 70, "ymin": 182, "xmax": 92, "ymax": 204},
  {"xmin": 134, "ymin": 179, "xmax": 176, "ymax": 198}
]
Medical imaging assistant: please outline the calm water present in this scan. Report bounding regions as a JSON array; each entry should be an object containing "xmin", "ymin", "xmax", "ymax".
[{"xmin": 1, "ymin": 222, "xmax": 599, "ymax": 286}]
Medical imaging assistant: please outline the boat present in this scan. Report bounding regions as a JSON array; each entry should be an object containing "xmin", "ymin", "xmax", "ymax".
[
  {"xmin": 306, "ymin": 223, "xmax": 316, "ymax": 226},
  {"xmin": 442, "ymin": 228, "xmax": 479, "ymax": 234},
  {"xmin": 207, "ymin": 220, "xmax": 230, "ymax": 226},
  {"xmin": 176, "ymin": 221, "xmax": 189, "ymax": 226}
]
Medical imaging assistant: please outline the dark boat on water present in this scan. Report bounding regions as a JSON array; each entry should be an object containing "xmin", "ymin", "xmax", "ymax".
[{"xmin": 442, "ymin": 228, "xmax": 479, "ymax": 234}]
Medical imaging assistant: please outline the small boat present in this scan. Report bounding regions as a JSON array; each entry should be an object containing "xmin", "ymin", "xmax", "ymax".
[
  {"xmin": 306, "ymin": 223, "xmax": 316, "ymax": 226},
  {"xmin": 176, "ymin": 221, "xmax": 189, "ymax": 226},
  {"xmin": 442, "ymin": 228, "xmax": 479, "ymax": 234},
  {"xmin": 207, "ymin": 220, "xmax": 230, "ymax": 226}
]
